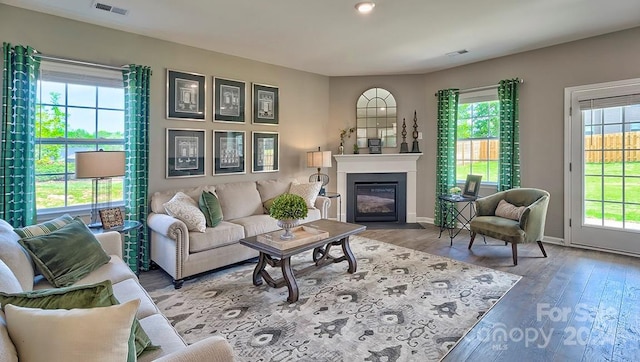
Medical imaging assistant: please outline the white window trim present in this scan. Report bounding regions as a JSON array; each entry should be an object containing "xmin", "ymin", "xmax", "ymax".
[{"xmin": 563, "ymin": 77, "xmax": 640, "ymax": 248}]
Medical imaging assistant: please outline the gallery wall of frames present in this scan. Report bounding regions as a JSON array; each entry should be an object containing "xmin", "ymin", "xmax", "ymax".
[{"xmin": 165, "ymin": 69, "xmax": 280, "ymax": 178}]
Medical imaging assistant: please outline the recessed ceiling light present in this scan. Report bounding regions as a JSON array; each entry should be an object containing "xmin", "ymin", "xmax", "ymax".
[{"xmin": 355, "ymin": 2, "xmax": 375, "ymax": 14}]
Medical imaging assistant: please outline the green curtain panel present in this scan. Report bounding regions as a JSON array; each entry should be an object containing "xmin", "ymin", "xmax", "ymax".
[
  {"xmin": 122, "ymin": 65, "xmax": 151, "ymax": 272},
  {"xmin": 435, "ymin": 89, "xmax": 459, "ymax": 228},
  {"xmin": 498, "ymin": 78, "xmax": 521, "ymax": 191},
  {"xmin": 1, "ymin": 43, "xmax": 40, "ymax": 227}
]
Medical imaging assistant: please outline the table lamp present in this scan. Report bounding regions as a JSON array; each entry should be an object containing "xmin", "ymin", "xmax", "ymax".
[
  {"xmin": 307, "ymin": 147, "xmax": 332, "ymax": 196},
  {"xmin": 75, "ymin": 150, "xmax": 125, "ymax": 227}
]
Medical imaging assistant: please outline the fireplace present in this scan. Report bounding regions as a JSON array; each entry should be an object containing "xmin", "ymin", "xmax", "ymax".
[
  {"xmin": 334, "ymin": 154, "xmax": 422, "ymax": 223},
  {"xmin": 347, "ymin": 173, "xmax": 406, "ymax": 223}
]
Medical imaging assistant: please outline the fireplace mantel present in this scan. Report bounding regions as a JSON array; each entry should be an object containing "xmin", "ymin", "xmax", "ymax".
[{"xmin": 334, "ymin": 153, "xmax": 422, "ymax": 222}]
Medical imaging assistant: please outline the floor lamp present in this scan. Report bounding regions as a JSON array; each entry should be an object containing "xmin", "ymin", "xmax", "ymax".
[
  {"xmin": 307, "ymin": 147, "xmax": 332, "ymax": 196},
  {"xmin": 75, "ymin": 150, "xmax": 125, "ymax": 228}
]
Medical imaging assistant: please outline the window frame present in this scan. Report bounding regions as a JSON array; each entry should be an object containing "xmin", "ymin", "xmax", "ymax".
[
  {"xmin": 456, "ymin": 89, "xmax": 500, "ymax": 184},
  {"xmin": 35, "ymin": 61, "xmax": 125, "ymax": 217}
]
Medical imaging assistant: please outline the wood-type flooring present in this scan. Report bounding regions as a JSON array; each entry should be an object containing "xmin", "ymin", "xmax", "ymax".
[{"xmin": 139, "ymin": 224, "xmax": 640, "ymax": 361}]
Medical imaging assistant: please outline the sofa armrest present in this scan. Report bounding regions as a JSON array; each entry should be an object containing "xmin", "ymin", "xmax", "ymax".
[
  {"xmin": 520, "ymin": 195, "xmax": 550, "ymax": 242},
  {"xmin": 153, "ymin": 336, "xmax": 235, "ymax": 362},
  {"xmin": 314, "ymin": 196, "xmax": 330, "ymax": 219},
  {"xmin": 95, "ymin": 231, "xmax": 123, "ymax": 258},
  {"xmin": 147, "ymin": 213, "xmax": 188, "ymax": 241}
]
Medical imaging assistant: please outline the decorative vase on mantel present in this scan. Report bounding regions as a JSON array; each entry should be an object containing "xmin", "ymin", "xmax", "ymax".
[
  {"xmin": 339, "ymin": 143, "xmax": 345, "ymax": 155},
  {"xmin": 277, "ymin": 219, "xmax": 299, "ymax": 240}
]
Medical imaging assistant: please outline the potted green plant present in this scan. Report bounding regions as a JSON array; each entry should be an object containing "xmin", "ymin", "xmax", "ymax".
[
  {"xmin": 269, "ymin": 193, "xmax": 308, "ymax": 240},
  {"xmin": 338, "ymin": 127, "xmax": 355, "ymax": 155}
]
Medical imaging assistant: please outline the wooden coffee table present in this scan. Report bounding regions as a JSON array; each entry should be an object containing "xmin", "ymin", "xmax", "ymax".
[{"xmin": 239, "ymin": 219, "xmax": 366, "ymax": 303}]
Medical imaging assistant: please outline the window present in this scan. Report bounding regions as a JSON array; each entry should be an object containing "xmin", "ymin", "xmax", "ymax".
[
  {"xmin": 580, "ymin": 94, "xmax": 640, "ymax": 229},
  {"xmin": 456, "ymin": 89, "xmax": 500, "ymax": 183},
  {"xmin": 35, "ymin": 61, "xmax": 124, "ymax": 213}
]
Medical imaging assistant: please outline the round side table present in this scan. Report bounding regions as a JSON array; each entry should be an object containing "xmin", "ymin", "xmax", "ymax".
[{"xmin": 324, "ymin": 192, "xmax": 342, "ymax": 221}]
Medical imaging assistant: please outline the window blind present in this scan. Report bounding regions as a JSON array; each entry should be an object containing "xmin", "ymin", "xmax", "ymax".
[
  {"xmin": 578, "ymin": 94, "xmax": 640, "ymax": 110},
  {"xmin": 39, "ymin": 60, "xmax": 123, "ymax": 88}
]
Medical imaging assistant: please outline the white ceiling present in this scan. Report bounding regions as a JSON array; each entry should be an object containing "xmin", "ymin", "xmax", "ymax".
[{"xmin": 3, "ymin": 0, "xmax": 640, "ymax": 76}]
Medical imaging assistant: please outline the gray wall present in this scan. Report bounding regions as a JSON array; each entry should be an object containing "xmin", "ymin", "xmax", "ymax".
[
  {"xmin": 330, "ymin": 26, "xmax": 640, "ymax": 238},
  {"xmin": 3, "ymin": 4, "xmax": 640, "ymax": 238},
  {"xmin": 0, "ymin": 4, "xmax": 331, "ymax": 196}
]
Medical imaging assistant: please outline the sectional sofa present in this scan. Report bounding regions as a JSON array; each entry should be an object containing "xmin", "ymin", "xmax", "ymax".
[{"xmin": 0, "ymin": 218, "xmax": 235, "ymax": 361}]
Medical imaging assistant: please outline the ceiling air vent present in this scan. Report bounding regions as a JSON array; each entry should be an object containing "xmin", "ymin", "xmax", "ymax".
[
  {"xmin": 92, "ymin": 1, "xmax": 129, "ymax": 16},
  {"xmin": 446, "ymin": 49, "xmax": 469, "ymax": 57}
]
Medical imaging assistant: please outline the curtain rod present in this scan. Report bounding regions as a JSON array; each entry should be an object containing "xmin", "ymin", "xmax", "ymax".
[
  {"xmin": 434, "ymin": 78, "xmax": 524, "ymax": 96},
  {"xmin": 35, "ymin": 53, "xmax": 127, "ymax": 72}
]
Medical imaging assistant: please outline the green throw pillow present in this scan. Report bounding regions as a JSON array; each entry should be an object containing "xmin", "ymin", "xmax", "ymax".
[
  {"xmin": 199, "ymin": 191, "xmax": 223, "ymax": 227},
  {"xmin": 18, "ymin": 219, "xmax": 110, "ymax": 288},
  {"xmin": 0, "ymin": 280, "xmax": 157, "ymax": 357},
  {"xmin": 13, "ymin": 214, "xmax": 74, "ymax": 238}
]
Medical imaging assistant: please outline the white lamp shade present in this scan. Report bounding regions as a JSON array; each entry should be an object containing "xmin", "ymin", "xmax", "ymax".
[
  {"xmin": 307, "ymin": 150, "xmax": 332, "ymax": 168},
  {"xmin": 75, "ymin": 151, "xmax": 126, "ymax": 179}
]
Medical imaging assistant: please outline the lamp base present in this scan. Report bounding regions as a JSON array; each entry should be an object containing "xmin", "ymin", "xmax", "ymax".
[
  {"xmin": 87, "ymin": 222, "xmax": 103, "ymax": 229},
  {"xmin": 309, "ymin": 172, "xmax": 329, "ymax": 196}
]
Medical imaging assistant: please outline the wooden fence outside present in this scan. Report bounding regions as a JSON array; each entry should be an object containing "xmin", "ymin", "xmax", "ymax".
[
  {"xmin": 457, "ymin": 132, "xmax": 640, "ymax": 163},
  {"xmin": 584, "ymin": 132, "xmax": 640, "ymax": 163},
  {"xmin": 456, "ymin": 139, "xmax": 499, "ymax": 161}
]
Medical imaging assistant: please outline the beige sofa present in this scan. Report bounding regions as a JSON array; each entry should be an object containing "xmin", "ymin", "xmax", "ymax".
[
  {"xmin": 0, "ymin": 219, "xmax": 235, "ymax": 361},
  {"xmin": 147, "ymin": 179, "xmax": 330, "ymax": 288}
]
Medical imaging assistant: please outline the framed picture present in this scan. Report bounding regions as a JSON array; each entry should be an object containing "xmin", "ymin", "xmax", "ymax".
[
  {"xmin": 213, "ymin": 130, "xmax": 245, "ymax": 175},
  {"xmin": 166, "ymin": 128, "xmax": 206, "ymax": 178},
  {"xmin": 252, "ymin": 83, "xmax": 279, "ymax": 125},
  {"xmin": 99, "ymin": 208, "xmax": 124, "ymax": 229},
  {"xmin": 166, "ymin": 69, "xmax": 206, "ymax": 121},
  {"xmin": 214, "ymin": 77, "xmax": 246, "ymax": 123},
  {"xmin": 368, "ymin": 138, "xmax": 382, "ymax": 154},
  {"xmin": 463, "ymin": 174, "xmax": 483, "ymax": 197},
  {"xmin": 252, "ymin": 131, "xmax": 279, "ymax": 173}
]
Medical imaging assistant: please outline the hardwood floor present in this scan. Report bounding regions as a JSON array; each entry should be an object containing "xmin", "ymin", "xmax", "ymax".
[{"xmin": 139, "ymin": 224, "xmax": 640, "ymax": 361}]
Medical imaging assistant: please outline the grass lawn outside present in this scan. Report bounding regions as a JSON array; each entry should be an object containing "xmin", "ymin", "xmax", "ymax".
[
  {"xmin": 455, "ymin": 160, "xmax": 640, "ymax": 225},
  {"xmin": 36, "ymin": 179, "xmax": 123, "ymax": 209}
]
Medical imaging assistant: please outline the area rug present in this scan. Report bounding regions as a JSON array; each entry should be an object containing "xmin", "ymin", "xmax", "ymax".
[{"xmin": 149, "ymin": 236, "xmax": 520, "ymax": 361}]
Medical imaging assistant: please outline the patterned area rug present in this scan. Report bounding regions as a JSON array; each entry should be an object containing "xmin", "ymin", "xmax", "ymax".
[{"xmin": 149, "ymin": 236, "xmax": 520, "ymax": 361}]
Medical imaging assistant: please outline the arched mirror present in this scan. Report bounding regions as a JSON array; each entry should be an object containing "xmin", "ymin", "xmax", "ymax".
[{"xmin": 356, "ymin": 87, "xmax": 397, "ymax": 149}]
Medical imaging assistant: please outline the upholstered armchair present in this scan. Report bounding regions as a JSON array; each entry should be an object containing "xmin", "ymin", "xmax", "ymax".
[{"xmin": 468, "ymin": 188, "xmax": 550, "ymax": 265}]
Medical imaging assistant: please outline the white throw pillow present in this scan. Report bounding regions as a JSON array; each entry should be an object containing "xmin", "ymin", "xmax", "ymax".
[
  {"xmin": 5, "ymin": 299, "xmax": 140, "ymax": 362},
  {"xmin": 163, "ymin": 192, "xmax": 207, "ymax": 232},
  {"xmin": 289, "ymin": 182, "xmax": 322, "ymax": 209},
  {"xmin": 495, "ymin": 199, "xmax": 527, "ymax": 221}
]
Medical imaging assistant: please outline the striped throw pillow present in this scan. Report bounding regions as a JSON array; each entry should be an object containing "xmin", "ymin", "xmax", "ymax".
[{"xmin": 13, "ymin": 214, "xmax": 74, "ymax": 238}]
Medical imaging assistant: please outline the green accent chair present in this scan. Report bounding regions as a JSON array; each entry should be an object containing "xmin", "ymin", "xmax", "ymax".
[{"xmin": 468, "ymin": 188, "xmax": 550, "ymax": 265}]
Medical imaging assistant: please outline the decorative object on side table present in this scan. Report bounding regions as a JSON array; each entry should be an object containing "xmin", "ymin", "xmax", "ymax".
[
  {"xmin": 338, "ymin": 127, "xmax": 355, "ymax": 155},
  {"xmin": 75, "ymin": 150, "xmax": 125, "ymax": 228},
  {"xmin": 463, "ymin": 174, "xmax": 483, "ymax": 197},
  {"xmin": 307, "ymin": 147, "xmax": 332, "ymax": 195},
  {"xmin": 411, "ymin": 110, "xmax": 421, "ymax": 153},
  {"xmin": 449, "ymin": 186, "xmax": 462, "ymax": 196},
  {"xmin": 98, "ymin": 207, "xmax": 124, "ymax": 229},
  {"xmin": 400, "ymin": 118, "xmax": 409, "ymax": 153},
  {"xmin": 269, "ymin": 194, "xmax": 308, "ymax": 240}
]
